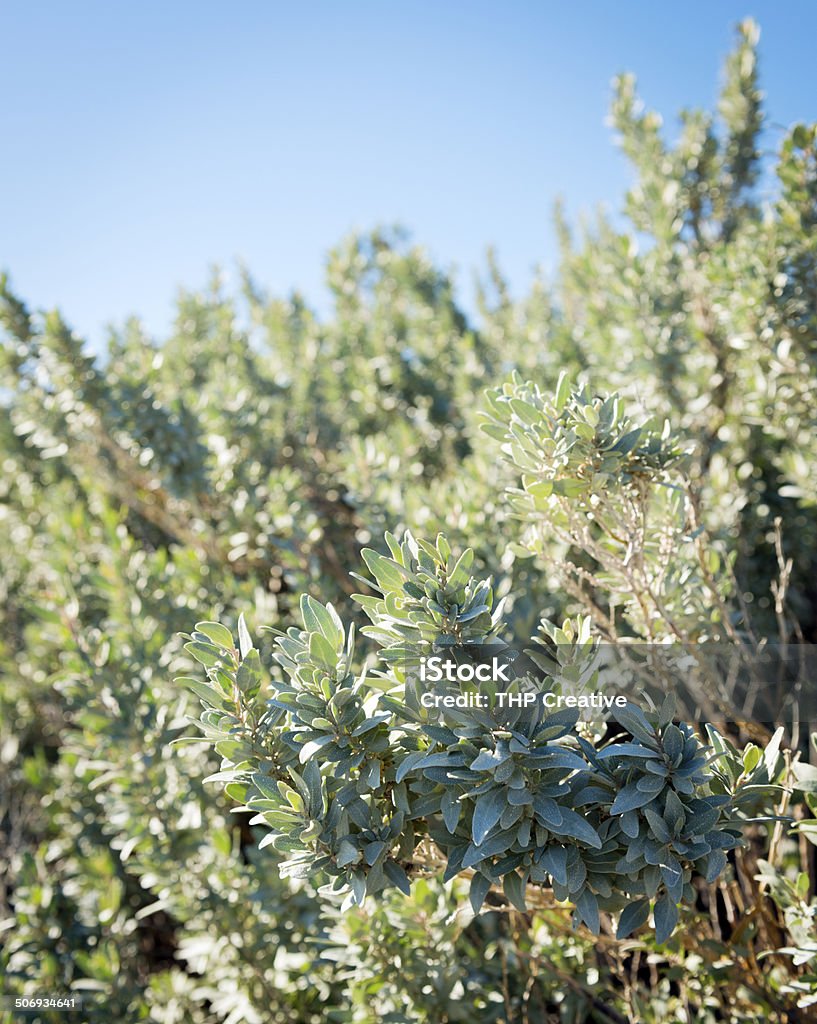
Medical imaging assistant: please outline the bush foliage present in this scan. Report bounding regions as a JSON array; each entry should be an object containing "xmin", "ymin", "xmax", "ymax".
[{"xmin": 2, "ymin": 19, "xmax": 817, "ymax": 1024}]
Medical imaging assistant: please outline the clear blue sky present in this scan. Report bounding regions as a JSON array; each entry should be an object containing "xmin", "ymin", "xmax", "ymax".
[{"xmin": 3, "ymin": 1, "xmax": 816, "ymax": 349}]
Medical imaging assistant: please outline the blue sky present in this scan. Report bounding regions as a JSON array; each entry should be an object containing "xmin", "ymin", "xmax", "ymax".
[{"xmin": 3, "ymin": 2, "xmax": 816, "ymax": 348}]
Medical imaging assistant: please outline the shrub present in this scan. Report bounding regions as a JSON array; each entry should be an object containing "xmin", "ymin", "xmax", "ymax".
[{"xmin": 2, "ymin": 18, "xmax": 817, "ymax": 1023}]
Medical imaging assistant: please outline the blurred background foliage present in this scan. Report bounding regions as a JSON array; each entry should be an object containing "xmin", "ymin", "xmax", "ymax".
[{"xmin": 1, "ymin": 19, "xmax": 817, "ymax": 1023}]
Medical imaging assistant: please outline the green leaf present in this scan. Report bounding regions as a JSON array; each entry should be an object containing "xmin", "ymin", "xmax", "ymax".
[
  {"xmin": 662, "ymin": 725, "xmax": 684, "ymax": 764},
  {"xmin": 555, "ymin": 370, "xmax": 571, "ymax": 411},
  {"xmin": 657, "ymin": 693, "xmax": 676, "ymax": 728},
  {"xmin": 384, "ymin": 860, "xmax": 411, "ymax": 895},
  {"xmin": 705, "ymin": 850, "xmax": 727, "ymax": 883},
  {"xmin": 447, "ymin": 548, "xmax": 475, "ymax": 589},
  {"xmin": 436, "ymin": 533, "xmax": 452, "ymax": 564},
  {"xmin": 527, "ymin": 480, "xmax": 553, "ymax": 499},
  {"xmin": 352, "ymin": 713, "xmax": 390, "ymax": 736},
  {"xmin": 236, "ymin": 649, "xmax": 262, "ymax": 696},
  {"xmin": 309, "ymin": 631, "xmax": 337, "ymax": 670},
  {"xmin": 177, "ymin": 676, "xmax": 231, "ymax": 710},
  {"xmin": 503, "ymin": 870, "xmax": 527, "ymax": 911},
  {"xmin": 764, "ymin": 726, "xmax": 785, "ymax": 779},
  {"xmin": 661, "ymin": 861, "xmax": 684, "ymax": 901},
  {"xmin": 654, "ymin": 893, "xmax": 678, "ymax": 944},
  {"xmin": 553, "ymin": 478, "xmax": 587, "ymax": 498},
  {"xmin": 576, "ymin": 889, "xmax": 600, "ymax": 935},
  {"xmin": 636, "ymin": 774, "xmax": 665, "ymax": 794},
  {"xmin": 479, "ymin": 422, "xmax": 509, "ymax": 441},
  {"xmin": 664, "ymin": 790, "xmax": 686, "ymax": 835},
  {"xmin": 301, "ymin": 596, "xmax": 343, "ymax": 649},
  {"xmin": 547, "ymin": 808, "xmax": 602, "ymax": 849},
  {"xmin": 791, "ymin": 762, "xmax": 817, "ymax": 793},
  {"xmin": 299, "ymin": 735, "xmax": 333, "ymax": 764},
  {"xmin": 532, "ymin": 794, "xmax": 563, "ymax": 828},
  {"xmin": 540, "ymin": 847, "xmax": 567, "ymax": 887},
  {"xmin": 337, "ymin": 840, "xmax": 359, "ymax": 868},
  {"xmin": 184, "ymin": 641, "xmax": 225, "ymax": 668},
  {"xmin": 441, "ymin": 789, "xmax": 461, "ymax": 833},
  {"xmin": 203, "ymin": 769, "xmax": 247, "ymax": 785},
  {"xmin": 742, "ymin": 744, "xmax": 761, "ymax": 774},
  {"xmin": 509, "ymin": 398, "xmax": 540, "ymax": 426},
  {"xmin": 251, "ymin": 773, "xmax": 281, "ymax": 801},
  {"xmin": 395, "ymin": 749, "xmax": 427, "ymax": 784},
  {"xmin": 364, "ymin": 840, "xmax": 386, "ymax": 866},
  {"xmin": 462, "ymin": 831, "xmax": 516, "ymax": 869},
  {"xmin": 362, "ymin": 758, "xmax": 381, "ymax": 790},
  {"xmin": 301, "ymin": 760, "xmax": 323, "ymax": 814},
  {"xmin": 611, "ymin": 428, "xmax": 641, "ymax": 454},
  {"xmin": 194, "ymin": 621, "xmax": 234, "ymax": 649},
  {"xmin": 361, "ymin": 549, "xmax": 410, "ymax": 592},
  {"xmin": 470, "ymin": 749, "xmax": 508, "ymax": 772},
  {"xmin": 237, "ymin": 614, "xmax": 253, "ymax": 659},
  {"xmin": 610, "ymin": 784, "xmax": 657, "ymax": 815},
  {"xmin": 598, "ymin": 742, "xmax": 655, "ymax": 760},
  {"xmin": 469, "ymin": 872, "xmax": 492, "ymax": 914},
  {"xmin": 611, "ymin": 704, "xmax": 656, "ymax": 745},
  {"xmin": 795, "ymin": 819, "xmax": 817, "ymax": 847},
  {"xmin": 616, "ymin": 897, "xmax": 650, "ymax": 939},
  {"xmin": 644, "ymin": 808, "xmax": 672, "ymax": 843},
  {"xmin": 458, "ymin": 604, "xmax": 489, "ymax": 623},
  {"xmin": 526, "ymin": 748, "xmax": 587, "ymax": 772},
  {"xmin": 472, "ymin": 788, "xmax": 506, "ymax": 846},
  {"xmin": 350, "ymin": 872, "xmax": 367, "ymax": 905},
  {"xmin": 620, "ymin": 810, "xmax": 640, "ymax": 838}
]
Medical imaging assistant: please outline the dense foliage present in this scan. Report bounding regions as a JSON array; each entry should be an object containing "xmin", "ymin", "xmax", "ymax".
[{"xmin": 2, "ymin": 19, "xmax": 817, "ymax": 1024}]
